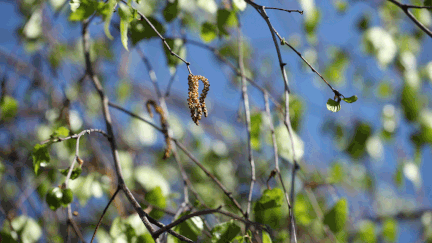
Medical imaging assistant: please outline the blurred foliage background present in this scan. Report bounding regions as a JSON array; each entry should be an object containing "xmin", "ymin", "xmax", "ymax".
[{"xmin": 1, "ymin": 0, "xmax": 432, "ymax": 242}]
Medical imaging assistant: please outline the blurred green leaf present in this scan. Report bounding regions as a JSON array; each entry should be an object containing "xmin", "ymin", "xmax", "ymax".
[
  {"xmin": 401, "ymin": 84, "xmax": 421, "ymax": 122},
  {"xmin": 32, "ymin": 144, "xmax": 50, "ymax": 176},
  {"xmin": 294, "ymin": 193, "xmax": 316, "ymax": 226},
  {"xmin": 1, "ymin": 95, "xmax": 19, "ymax": 121},
  {"xmin": 130, "ymin": 17, "xmax": 165, "ymax": 45},
  {"xmin": 394, "ymin": 162, "xmax": 404, "ymax": 188},
  {"xmin": 163, "ymin": 38, "xmax": 186, "ymax": 67},
  {"xmin": 163, "ymin": 0, "xmax": 179, "ymax": 22},
  {"xmin": 11, "ymin": 216, "xmax": 42, "ymax": 243},
  {"xmin": 250, "ymin": 112, "xmax": 262, "ymax": 150},
  {"xmin": 101, "ymin": 0, "xmax": 116, "ymax": 39},
  {"xmin": 357, "ymin": 220, "xmax": 377, "ymax": 243},
  {"xmin": 61, "ymin": 188, "xmax": 74, "ymax": 205},
  {"xmin": 254, "ymin": 188, "xmax": 283, "ymax": 211},
  {"xmin": 59, "ymin": 166, "xmax": 82, "ymax": 180},
  {"xmin": 377, "ymin": 82, "xmax": 393, "ymax": 99},
  {"xmin": 119, "ymin": 3, "xmax": 133, "ymax": 51},
  {"xmin": 172, "ymin": 212, "xmax": 203, "ymax": 242},
  {"xmin": 262, "ymin": 231, "xmax": 272, "ymax": 243},
  {"xmin": 144, "ymin": 186, "xmax": 167, "ymax": 220},
  {"xmin": 304, "ymin": 9, "xmax": 321, "ymax": 34},
  {"xmin": 328, "ymin": 161, "xmax": 345, "ymax": 184},
  {"xmin": 324, "ymin": 49, "xmax": 349, "ymax": 85},
  {"xmin": 52, "ymin": 126, "xmax": 69, "ymax": 137},
  {"xmin": 326, "ymin": 99, "xmax": 341, "ymax": 112},
  {"xmin": 233, "ymin": 0, "xmax": 247, "ymax": 11},
  {"xmin": 211, "ymin": 220, "xmax": 241, "ymax": 243},
  {"xmin": 382, "ymin": 218, "xmax": 398, "ymax": 242},
  {"xmin": 323, "ymin": 198, "xmax": 348, "ymax": 233},
  {"xmin": 345, "ymin": 122, "xmax": 372, "ymax": 159},
  {"xmin": 342, "ymin": 95, "xmax": 358, "ymax": 103},
  {"xmin": 217, "ymin": 9, "xmax": 237, "ymax": 36},
  {"xmin": 46, "ymin": 187, "xmax": 63, "ymax": 211},
  {"xmin": 201, "ymin": 22, "xmax": 218, "ymax": 43},
  {"xmin": 69, "ymin": 0, "xmax": 97, "ymax": 21}
]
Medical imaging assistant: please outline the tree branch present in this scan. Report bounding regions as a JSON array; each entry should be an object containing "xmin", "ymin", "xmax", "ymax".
[{"xmin": 388, "ymin": 0, "xmax": 432, "ymax": 38}]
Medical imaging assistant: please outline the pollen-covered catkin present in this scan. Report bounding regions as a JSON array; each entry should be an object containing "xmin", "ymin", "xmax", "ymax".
[
  {"xmin": 187, "ymin": 74, "xmax": 210, "ymax": 125},
  {"xmin": 146, "ymin": 100, "xmax": 171, "ymax": 159}
]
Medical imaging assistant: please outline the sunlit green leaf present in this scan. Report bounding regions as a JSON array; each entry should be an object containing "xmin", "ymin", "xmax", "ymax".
[
  {"xmin": 233, "ymin": 0, "xmax": 247, "ymax": 11},
  {"xmin": 357, "ymin": 220, "xmax": 377, "ymax": 243},
  {"xmin": 144, "ymin": 186, "xmax": 167, "ymax": 220},
  {"xmin": 328, "ymin": 161, "xmax": 345, "ymax": 184},
  {"xmin": 323, "ymin": 198, "xmax": 348, "ymax": 233},
  {"xmin": 262, "ymin": 231, "xmax": 272, "ymax": 243},
  {"xmin": 294, "ymin": 193, "xmax": 316, "ymax": 226},
  {"xmin": 326, "ymin": 99, "xmax": 341, "ymax": 112},
  {"xmin": 254, "ymin": 188, "xmax": 283, "ymax": 211},
  {"xmin": 69, "ymin": 0, "xmax": 97, "ymax": 21},
  {"xmin": 61, "ymin": 188, "xmax": 74, "ymax": 205},
  {"xmin": 101, "ymin": 0, "xmax": 116, "ymax": 39},
  {"xmin": 118, "ymin": 3, "xmax": 133, "ymax": 51},
  {"xmin": 172, "ymin": 212, "xmax": 204, "ymax": 242},
  {"xmin": 250, "ymin": 112, "xmax": 262, "ymax": 150},
  {"xmin": 201, "ymin": 22, "xmax": 217, "ymax": 43},
  {"xmin": 217, "ymin": 9, "xmax": 237, "ymax": 36},
  {"xmin": 382, "ymin": 218, "xmax": 398, "ymax": 242},
  {"xmin": 1, "ymin": 95, "xmax": 19, "ymax": 121},
  {"xmin": 211, "ymin": 220, "xmax": 241, "ymax": 243},
  {"xmin": 342, "ymin": 95, "xmax": 358, "ymax": 103},
  {"xmin": 32, "ymin": 144, "xmax": 50, "ymax": 176},
  {"xmin": 52, "ymin": 126, "xmax": 70, "ymax": 137}
]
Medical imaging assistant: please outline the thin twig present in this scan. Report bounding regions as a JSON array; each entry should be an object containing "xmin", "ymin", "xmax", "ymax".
[
  {"xmin": 388, "ymin": 0, "xmax": 432, "ymax": 38},
  {"xmin": 264, "ymin": 7, "xmax": 303, "ymax": 14},
  {"xmin": 245, "ymin": 1, "xmax": 299, "ymax": 242},
  {"xmin": 124, "ymin": 0, "xmax": 192, "ymax": 74},
  {"xmin": 91, "ymin": 187, "xmax": 121, "ymax": 243},
  {"xmin": 153, "ymin": 207, "xmax": 222, "ymax": 238},
  {"xmin": 237, "ymin": 18, "xmax": 255, "ymax": 219},
  {"xmin": 67, "ymin": 205, "xmax": 86, "ymax": 243},
  {"xmin": 82, "ymin": 18, "xmax": 158, "ymax": 239}
]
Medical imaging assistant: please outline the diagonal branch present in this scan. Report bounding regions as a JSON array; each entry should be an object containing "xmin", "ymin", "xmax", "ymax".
[
  {"xmin": 388, "ymin": 0, "xmax": 432, "ymax": 38},
  {"xmin": 237, "ymin": 17, "xmax": 255, "ymax": 219},
  {"xmin": 91, "ymin": 186, "xmax": 121, "ymax": 243}
]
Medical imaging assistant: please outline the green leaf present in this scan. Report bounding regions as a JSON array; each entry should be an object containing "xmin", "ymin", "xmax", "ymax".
[
  {"xmin": 1, "ymin": 95, "xmax": 19, "ymax": 121},
  {"xmin": 145, "ymin": 186, "xmax": 167, "ymax": 220},
  {"xmin": 61, "ymin": 188, "xmax": 74, "ymax": 205},
  {"xmin": 304, "ymin": 9, "xmax": 321, "ymax": 34},
  {"xmin": 163, "ymin": 0, "xmax": 179, "ymax": 22},
  {"xmin": 357, "ymin": 220, "xmax": 377, "ymax": 243},
  {"xmin": 69, "ymin": 0, "xmax": 97, "ymax": 21},
  {"xmin": 262, "ymin": 231, "xmax": 272, "ymax": 243},
  {"xmin": 401, "ymin": 84, "xmax": 421, "ymax": 122},
  {"xmin": 294, "ymin": 193, "xmax": 318, "ymax": 226},
  {"xmin": 211, "ymin": 220, "xmax": 241, "ymax": 243},
  {"xmin": 102, "ymin": 0, "xmax": 117, "ymax": 40},
  {"xmin": 324, "ymin": 49, "xmax": 349, "ymax": 85},
  {"xmin": 59, "ymin": 166, "xmax": 82, "ymax": 180},
  {"xmin": 394, "ymin": 162, "xmax": 404, "ymax": 188},
  {"xmin": 217, "ymin": 9, "xmax": 237, "ymax": 36},
  {"xmin": 254, "ymin": 188, "xmax": 283, "ymax": 211},
  {"xmin": 201, "ymin": 22, "xmax": 218, "ymax": 43},
  {"xmin": 173, "ymin": 212, "xmax": 204, "ymax": 242},
  {"xmin": 136, "ymin": 233, "xmax": 155, "ymax": 242},
  {"xmin": 32, "ymin": 144, "xmax": 50, "ymax": 176},
  {"xmin": 130, "ymin": 17, "xmax": 166, "ymax": 45},
  {"xmin": 250, "ymin": 112, "xmax": 262, "ymax": 150},
  {"xmin": 162, "ymin": 38, "xmax": 186, "ymax": 67},
  {"xmin": 52, "ymin": 126, "xmax": 70, "ymax": 137},
  {"xmin": 342, "ymin": 95, "xmax": 358, "ymax": 103},
  {"xmin": 345, "ymin": 122, "xmax": 372, "ymax": 159},
  {"xmin": 118, "ymin": 3, "xmax": 133, "ymax": 51},
  {"xmin": 382, "ymin": 218, "xmax": 398, "ymax": 242},
  {"xmin": 323, "ymin": 198, "xmax": 348, "ymax": 233},
  {"xmin": 326, "ymin": 99, "xmax": 341, "ymax": 112},
  {"xmin": 46, "ymin": 187, "xmax": 63, "ymax": 211},
  {"xmin": 328, "ymin": 161, "xmax": 345, "ymax": 184}
]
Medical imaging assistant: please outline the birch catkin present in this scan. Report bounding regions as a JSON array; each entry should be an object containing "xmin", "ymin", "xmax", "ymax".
[
  {"xmin": 187, "ymin": 74, "xmax": 210, "ymax": 125},
  {"xmin": 146, "ymin": 100, "xmax": 171, "ymax": 159}
]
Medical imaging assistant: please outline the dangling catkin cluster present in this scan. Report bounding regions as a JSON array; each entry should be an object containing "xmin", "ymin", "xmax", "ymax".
[
  {"xmin": 146, "ymin": 100, "xmax": 171, "ymax": 159},
  {"xmin": 187, "ymin": 74, "xmax": 210, "ymax": 125}
]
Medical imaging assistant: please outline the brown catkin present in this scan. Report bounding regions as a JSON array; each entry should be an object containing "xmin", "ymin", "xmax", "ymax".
[
  {"xmin": 187, "ymin": 74, "xmax": 210, "ymax": 125},
  {"xmin": 146, "ymin": 100, "xmax": 171, "ymax": 159}
]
